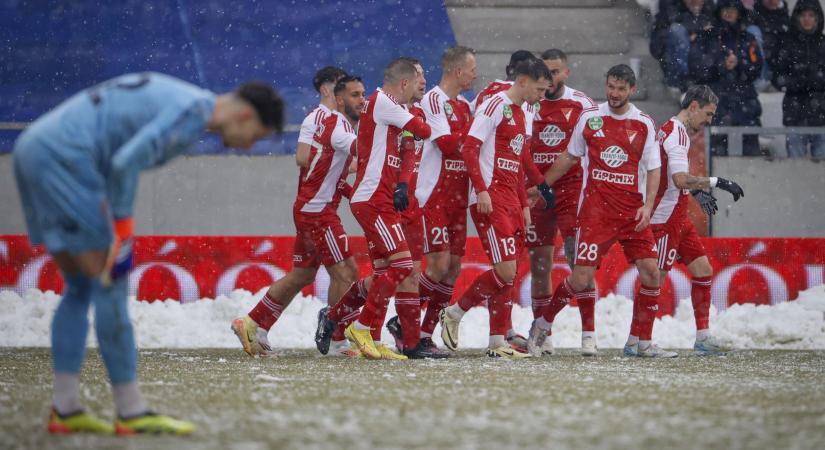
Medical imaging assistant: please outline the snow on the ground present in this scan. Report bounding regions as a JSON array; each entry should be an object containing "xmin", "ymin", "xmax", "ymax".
[{"xmin": 1, "ymin": 286, "xmax": 824, "ymax": 350}]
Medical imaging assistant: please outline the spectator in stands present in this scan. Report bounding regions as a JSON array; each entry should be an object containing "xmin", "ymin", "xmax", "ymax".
[
  {"xmin": 773, "ymin": 0, "xmax": 825, "ymax": 159},
  {"xmin": 650, "ymin": 0, "xmax": 715, "ymax": 95},
  {"xmin": 748, "ymin": 0, "xmax": 790, "ymax": 90},
  {"xmin": 690, "ymin": 0, "xmax": 764, "ymax": 156}
]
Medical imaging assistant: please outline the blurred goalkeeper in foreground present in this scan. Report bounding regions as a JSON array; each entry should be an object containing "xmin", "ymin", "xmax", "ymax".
[{"xmin": 13, "ymin": 72, "xmax": 284, "ymax": 435}]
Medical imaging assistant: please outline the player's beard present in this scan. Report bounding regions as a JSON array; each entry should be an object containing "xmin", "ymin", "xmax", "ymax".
[
  {"xmin": 546, "ymin": 82, "xmax": 565, "ymax": 100},
  {"xmin": 344, "ymin": 105, "xmax": 360, "ymax": 123},
  {"xmin": 608, "ymin": 96, "xmax": 628, "ymax": 109}
]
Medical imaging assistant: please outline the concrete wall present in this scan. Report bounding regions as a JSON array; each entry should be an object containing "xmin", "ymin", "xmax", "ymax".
[
  {"xmin": 710, "ymin": 157, "xmax": 825, "ymax": 237},
  {"xmin": 0, "ymin": 154, "xmax": 476, "ymax": 237},
  {"xmin": 3, "ymin": 154, "xmax": 823, "ymax": 238}
]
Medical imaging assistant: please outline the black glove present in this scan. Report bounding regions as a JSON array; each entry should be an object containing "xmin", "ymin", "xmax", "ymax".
[
  {"xmin": 394, "ymin": 182, "xmax": 409, "ymax": 212},
  {"xmin": 537, "ymin": 182, "xmax": 556, "ymax": 210},
  {"xmin": 716, "ymin": 177, "xmax": 744, "ymax": 201},
  {"xmin": 691, "ymin": 189, "xmax": 718, "ymax": 216}
]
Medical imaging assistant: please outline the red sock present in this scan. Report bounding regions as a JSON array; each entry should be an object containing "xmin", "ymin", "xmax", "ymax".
[
  {"xmin": 629, "ymin": 293, "xmax": 641, "ymax": 338},
  {"xmin": 541, "ymin": 278, "xmax": 576, "ymax": 324},
  {"xmin": 503, "ymin": 285, "xmax": 515, "ymax": 335},
  {"xmin": 636, "ymin": 285, "xmax": 661, "ymax": 341},
  {"xmin": 576, "ymin": 288, "xmax": 596, "ymax": 332},
  {"xmin": 358, "ymin": 259, "xmax": 413, "ymax": 337},
  {"xmin": 691, "ymin": 276, "xmax": 712, "ymax": 331},
  {"xmin": 421, "ymin": 282, "xmax": 453, "ymax": 336},
  {"xmin": 489, "ymin": 283, "xmax": 514, "ymax": 337},
  {"xmin": 328, "ymin": 278, "xmax": 368, "ymax": 323},
  {"xmin": 419, "ymin": 272, "xmax": 437, "ymax": 306},
  {"xmin": 395, "ymin": 292, "xmax": 421, "ymax": 349},
  {"xmin": 247, "ymin": 291, "xmax": 285, "ymax": 331},
  {"xmin": 457, "ymin": 269, "xmax": 505, "ymax": 311},
  {"xmin": 371, "ymin": 296, "xmax": 390, "ymax": 341},
  {"xmin": 531, "ymin": 295, "xmax": 552, "ymax": 319}
]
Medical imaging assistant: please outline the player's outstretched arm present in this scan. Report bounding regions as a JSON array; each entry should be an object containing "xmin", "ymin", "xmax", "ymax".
[
  {"xmin": 543, "ymin": 151, "xmax": 578, "ymax": 186},
  {"xmin": 673, "ymin": 173, "xmax": 743, "ymax": 201}
]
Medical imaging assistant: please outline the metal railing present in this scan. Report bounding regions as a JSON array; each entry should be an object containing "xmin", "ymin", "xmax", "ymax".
[{"xmin": 705, "ymin": 126, "xmax": 825, "ymax": 157}]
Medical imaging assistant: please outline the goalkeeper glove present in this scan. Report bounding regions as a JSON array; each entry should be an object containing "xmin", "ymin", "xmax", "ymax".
[{"xmin": 691, "ymin": 190, "xmax": 718, "ymax": 216}]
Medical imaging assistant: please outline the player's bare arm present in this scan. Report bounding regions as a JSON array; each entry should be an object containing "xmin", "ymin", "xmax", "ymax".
[
  {"xmin": 635, "ymin": 167, "xmax": 660, "ymax": 232},
  {"xmin": 543, "ymin": 150, "xmax": 579, "ymax": 186},
  {"xmin": 295, "ymin": 142, "xmax": 312, "ymax": 167}
]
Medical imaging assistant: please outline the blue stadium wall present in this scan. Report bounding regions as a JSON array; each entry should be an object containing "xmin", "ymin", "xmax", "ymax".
[{"xmin": 0, "ymin": 0, "xmax": 457, "ymax": 155}]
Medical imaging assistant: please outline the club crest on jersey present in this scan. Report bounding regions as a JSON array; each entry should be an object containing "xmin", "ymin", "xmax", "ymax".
[
  {"xmin": 539, "ymin": 125, "xmax": 565, "ymax": 147},
  {"xmin": 562, "ymin": 108, "xmax": 573, "ymax": 121},
  {"xmin": 509, "ymin": 134, "xmax": 525, "ymax": 155},
  {"xmin": 588, "ymin": 116, "xmax": 603, "ymax": 130},
  {"xmin": 627, "ymin": 130, "xmax": 638, "ymax": 144},
  {"xmin": 444, "ymin": 102, "xmax": 454, "ymax": 116},
  {"xmin": 600, "ymin": 145, "xmax": 628, "ymax": 168},
  {"xmin": 503, "ymin": 105, "xmax": 513, "ymax": 119}
]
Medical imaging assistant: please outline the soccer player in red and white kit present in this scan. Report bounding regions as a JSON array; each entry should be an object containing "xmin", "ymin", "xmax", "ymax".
[
  {"xmin": 470, "ymin": 49, "xmax": 546, "ymax": 351},
  {"xmin": 526, "ymin": 49, "xmax": 598, "ymax": 356},
  {"xmin": 344, "ymin": 58, "xmax": 432, "ymax": 360},
  {"xmin": 528, "ymin": 64, "xmax": 675, "ymax": 358},
  {"xmin": 388, "ymin": 47, "xmax": 477, "ymax": 356},
  {"xmin": 651, "ymin": 84, "xmax": 743, "ymax": 356},
  {"xmin": 438, "ymin": 59, "xmax": 552, "ymax": 359},
  {"xmin": 385, "ymin": 57, "xmax": 450, "ymax": 358},
  {"xmin": 231, "ymin": 70, "xmax": 363, "ymax": 357}
]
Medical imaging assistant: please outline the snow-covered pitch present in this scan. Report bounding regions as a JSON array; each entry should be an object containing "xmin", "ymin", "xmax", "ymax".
[{"xmin": 2, "ymin": 286, "xmax": 824, "ymax": 350}]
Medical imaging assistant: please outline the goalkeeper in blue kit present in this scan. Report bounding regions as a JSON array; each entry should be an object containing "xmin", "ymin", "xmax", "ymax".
[{"xmin": 13, "ymin": 72, "xmax": 284, "ymax": 435}]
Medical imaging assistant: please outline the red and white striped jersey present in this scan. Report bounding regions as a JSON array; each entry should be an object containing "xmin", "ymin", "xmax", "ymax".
[
  {"xmin": 297, "ymin": 103, "xmax": 333, "ymax": 146},
  {"xmin": 351, "ymin": 88, "xmax": 415, "ymax": 205},
  {"xmin": 531, "ymin": 85, "xmax": 595, "ymax": 195},
  {"xmin": 651, "ymin": 117, "xmax": 691, "ymax": 224},
  {"xmin": 466, "ymin": 91, "xmax": 531, "ymax": 206},
  {"xmin": 401, "ymin": 103, "xmax": 426, "ymax": 216},
  {"xmin": 294, "ymin": 110, "xmax": 356, "ymax": 215},
  {"xmin": 474, "ymin": 79, "xmax": 536, "ymax": 132},
  {"xmin": 570, "ymin": 102, "xmax": 661, "ymax": 220},
  {"xmin": 416, "ymin": 86, "xmax": 474, "ymax": 209}
]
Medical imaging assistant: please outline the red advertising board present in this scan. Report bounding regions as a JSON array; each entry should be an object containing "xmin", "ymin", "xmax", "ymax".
[{"xmin": 1, "ymin": 235, "xmax": 823, "ymax": 317}]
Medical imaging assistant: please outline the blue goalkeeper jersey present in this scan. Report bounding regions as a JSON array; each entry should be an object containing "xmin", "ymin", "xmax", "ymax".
[{"xmin": 21, "ymin": 72, "xmax": 215, "ymax": 218}]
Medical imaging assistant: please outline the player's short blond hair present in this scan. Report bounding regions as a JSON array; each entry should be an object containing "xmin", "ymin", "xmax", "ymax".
[
  {"xmin": 442, "ymin": 46, "xmax": 475, "ymax": 73},
  {"xmin": 384, "ymin": 58, "xmax": 418, "ymax": 84}
]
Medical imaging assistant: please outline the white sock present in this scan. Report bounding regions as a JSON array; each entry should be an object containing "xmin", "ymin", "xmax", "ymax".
[
  {"xmin": 113, "ymin": 381, "xmax": 148, "ymax": 419},
  {"xmin": 446, "ymin": 304, "xmax": 466, "ymax": 321},
  {"xmin": 53, "ymin": 372, "xmax": 82, "ymax": 415},
  {"xmin": 638, "ymin": 340, "xmax": 652, "ymax": 350},
  {"xmin": 582, "ymin": 331, "xmax": 595, "ymax": 339},
  {"xmin": 626, "ymin": 335, "xmax": 639, "ymax": 346},
  {"xmin": 419, "ymin": 331, "xmax": 432, "ymax": 339},
  {"xmin": 696, "ymin": 329, "xmax": 710, "ymax": 341},
  {"xmin": 488, "ymin": 335, "xmax": 506, "ymax": 349},
  {"xmin": 354, "ymin": 320, "xmax": 370, "ymax": 330},
  {"xmin": 535, "ymin": 317, "xmax": 552, "ymax": 332}
]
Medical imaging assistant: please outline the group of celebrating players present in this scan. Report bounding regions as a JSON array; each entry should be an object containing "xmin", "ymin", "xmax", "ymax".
[{"xmin": 231, "ymin": 46, "xmax": 745, "ymax": 361}]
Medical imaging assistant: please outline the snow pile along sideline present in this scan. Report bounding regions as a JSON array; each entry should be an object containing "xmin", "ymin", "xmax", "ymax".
[{"xmin": 1, "ymin": 286, "xmax": 824, "ymax": 350}]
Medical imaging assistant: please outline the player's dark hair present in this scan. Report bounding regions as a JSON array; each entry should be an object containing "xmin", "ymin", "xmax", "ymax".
[
  {"xmin": 235, "ymin": 82, "xmax": 286, "ymax": 133},
  {"xmin": 541, "ymin": 48, "xmax": 567, "ymax": 62},
  {"xmin": 505, "ymin": 50, "xmax": 539, "ymax": 79},
  {"xmin": 511, "ymin": 58, "xmax": 551, "ymax": 81},
  {"xmin": 384, "ymin": 58, "xmax": 418, "ymax": 84},
  {"xmin": 312, "ymin": 66, "xmax": 348, "ymax": 93},
  {"xmin": 442, "ymin": 46, "xmax": 475, "ymax": 72},
  {"xmin": 680, "ymin": 84, "xmax": 718, "ymax": 109},
  {"xmin": 334, "ymin": 75, "xmax": 363, "ymax": 96},
  {"xmin": 605, "ymin": 64, "xmax": 636, "ymax": 87}
]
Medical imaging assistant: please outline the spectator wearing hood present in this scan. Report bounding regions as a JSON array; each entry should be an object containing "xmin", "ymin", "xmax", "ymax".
[
  {"xmin": 690, "ymin": 0, "xmax": 764, "ymax": 156},
  {"xmin": 650, "ymin": 0, "xmax": 715, "ymax": 93},
  {"xmin": 751, "ymin": 0, "xmax": 790, "ymax": 75},
  {"xmin": 773, "ymin": 0, "xmax": 825, "ymax": 159}
]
